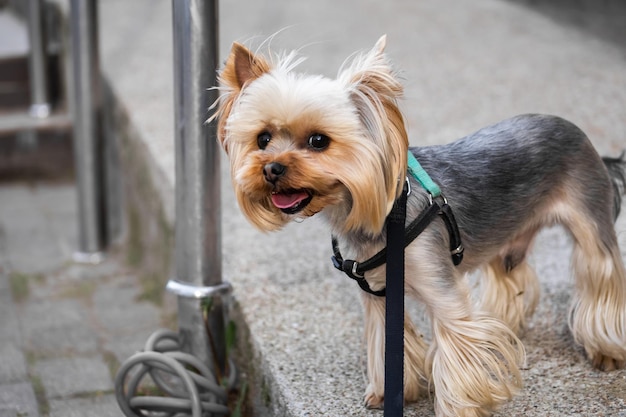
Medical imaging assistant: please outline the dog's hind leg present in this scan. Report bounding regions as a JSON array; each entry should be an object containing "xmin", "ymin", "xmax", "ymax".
[
  {"xmin": 479, "ymin": 229, "xmax": 540, "ymax": 335},
  {"xmin": 565, "ymin": 206, "xmax": 626, "ymax": 370},
  {"xmin": 556, "ymin": 159, "xmax": 626, "ymax": 370}
]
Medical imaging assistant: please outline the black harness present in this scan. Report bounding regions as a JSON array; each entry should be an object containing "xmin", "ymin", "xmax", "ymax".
[{"xmin": 331, "ymin": 183, "xmax": 464, "ymax": 297}]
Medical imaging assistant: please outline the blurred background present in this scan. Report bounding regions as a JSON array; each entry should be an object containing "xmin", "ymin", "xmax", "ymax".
[{"xmin": 1, "ymin": 1, "xmax": 625, "ymax": 416}]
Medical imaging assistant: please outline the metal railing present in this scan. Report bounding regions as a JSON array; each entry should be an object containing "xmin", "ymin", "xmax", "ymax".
[
  {"xmin": 6, "ymin": 0, "xmax": 231, "ymax": 412},
  {"xmin": 116, "ymin": 1, "xmax": 233, "ymax": 413},
  {"xmin": 26, "ymin": 0, "xmax": 51, "ymax": 119},
  {"xmin": 167, "ymin": 0, "xmax": 229, "ymax": 376},
  {"xmin": 69, "ymin": 0, "xmax": 106, "ymax": 263},
  {"xmin": 0, "ymin": 0, "xmax": 71, "ymax": 132},
  {"xmin": 0, "ymin": 0, "xmax": 105, "ymax": 259}
]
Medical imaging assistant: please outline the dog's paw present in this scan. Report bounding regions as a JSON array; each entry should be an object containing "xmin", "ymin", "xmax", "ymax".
[
  {"xmin": 592, "ymin": 353, "xmax": 625, "ymax": 371},
  {"xmin": 364, "ymin": 385, "xmax": 384, "ymax": 409}
]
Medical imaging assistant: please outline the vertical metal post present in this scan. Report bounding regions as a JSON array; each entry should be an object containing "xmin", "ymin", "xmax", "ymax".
[
  {"xmin": 27, "ymin": 0, "xmax": 51, "ymax": 119},
  {"xmin": 168, "ymin": 0, "xmax": 226, "ymax": 373},
  {"xmin": 69, "ymin": 0, "xmax": 105, "ymax": 263}
]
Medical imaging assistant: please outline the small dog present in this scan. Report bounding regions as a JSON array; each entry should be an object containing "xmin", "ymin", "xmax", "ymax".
[{"xmin": 212, "ymin": 36, "xmax": 626, "ymax": 416}]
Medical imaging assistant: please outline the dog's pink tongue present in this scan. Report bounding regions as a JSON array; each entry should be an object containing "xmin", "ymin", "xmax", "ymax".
[{"xmin": 271, "ymin": 191, "xmax": 308, "ymax": 209}]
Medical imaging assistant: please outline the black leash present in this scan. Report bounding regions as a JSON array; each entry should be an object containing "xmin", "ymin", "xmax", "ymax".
[{"xmin": 384, "ymin": 183, "xmax": 407, "ymax": 416}]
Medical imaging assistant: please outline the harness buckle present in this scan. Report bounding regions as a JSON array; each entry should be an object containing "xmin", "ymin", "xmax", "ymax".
[
  {"xmin": 451, "ymin": 244, "xmax": 464, "ymax": 256},
  {"xmin": 331, "ymin": 256, "xmax": 365, "ymax": 279},
  {"xmin": 351, "ymin": 261, "xmax": 364, "ymax": 279},
  {"xmin": 451, "ymin": 245, "xmax": 465, "ymax": 266},
  {"xmin": 343, "ymin": 259, "xmax": 364, "ymax": 279},
  {"xmin": 428, "ymin": 191, "xmax": 448, "ymax": 207}
]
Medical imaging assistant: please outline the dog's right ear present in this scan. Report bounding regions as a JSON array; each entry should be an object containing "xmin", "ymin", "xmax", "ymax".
[{"xmin": 221, "ymin": 42, "xmax": 271, "ymax": 91}]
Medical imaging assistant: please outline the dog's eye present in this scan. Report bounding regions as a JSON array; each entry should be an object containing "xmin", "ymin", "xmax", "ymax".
[
  {"xmin": 308, "ymin": 133, "xmax": 330, "ymax": 150},
  {"xmin": 257, "ymin": 132, "xmax": 271, "ymax": 150}
]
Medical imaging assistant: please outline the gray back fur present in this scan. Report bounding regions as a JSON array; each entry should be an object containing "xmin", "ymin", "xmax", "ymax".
[{"xmin": 409, "ymin": 114, "xmax": 615, "ymax": 260}]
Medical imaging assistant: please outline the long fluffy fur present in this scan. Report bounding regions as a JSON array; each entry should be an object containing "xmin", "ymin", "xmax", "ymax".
[{"xmin": 215, "ymin": 37, "xmax": 626, "ymax": 416}]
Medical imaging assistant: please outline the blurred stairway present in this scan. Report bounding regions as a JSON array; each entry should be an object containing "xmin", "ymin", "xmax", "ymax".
[{"xmin": 0, "ymin": 2, "xmax": 73, "ymax": 181}]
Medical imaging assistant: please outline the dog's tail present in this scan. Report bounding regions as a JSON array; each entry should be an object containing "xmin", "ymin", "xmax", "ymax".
[{"xmin": 603, "ymin": 151, "xmax": 626, "ymax": 221}]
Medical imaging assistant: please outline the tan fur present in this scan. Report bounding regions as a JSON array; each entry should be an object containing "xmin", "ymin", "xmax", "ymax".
[
  {"xmin": 348, "ymin": 235, "xmax": 525, "ymax": 416},
  {"xmin": 561, "ymin": 204, "xmax": 626, "ymax": 370},
  {"xmin": 337, "ymin": 36, "xmax": 408, "ymax": 218},
  {"xmin": 480, "ymin": 257, "xmax": 540, "ymax": 335},
  {"xmin": 361, "ymin": 294, "xmax": 428, "ymax": 408},
  {"xmin": 406, "ymin": 243, "xmax": 524, "ymax": 416},
  {"xmin": 214, "ymin": 38, "xmax": 407, "ymax": 235},
  {"xmin": 428, "ymin": 315, "xmax": 523, "ymax": 417}
]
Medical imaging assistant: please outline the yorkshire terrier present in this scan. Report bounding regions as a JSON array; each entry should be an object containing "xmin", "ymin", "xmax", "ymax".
[{"xmin": 211, "ymin": 36, "xmax": 626, "ymax": 416}]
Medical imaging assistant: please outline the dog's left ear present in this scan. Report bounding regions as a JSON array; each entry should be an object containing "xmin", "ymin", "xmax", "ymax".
[
  {"xmin": 338, "ymin": 35, "xmax": 409, "ymax": 233},
  {"xmin": 338, "ymin": 35, "xmax": 402, "ymax": 103},
  {"xmin": 212, "ymin": 43, "xmax": 272, "ymax": 152}
]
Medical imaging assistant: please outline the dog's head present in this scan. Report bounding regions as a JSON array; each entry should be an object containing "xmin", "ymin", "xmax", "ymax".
[{"xmin": 212, "ymin": 36, "xmax": 408, "ymax": 235}]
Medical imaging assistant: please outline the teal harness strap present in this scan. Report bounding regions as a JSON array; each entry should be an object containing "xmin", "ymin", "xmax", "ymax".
[{"xmin": 407, "ymin": 151, "xmax": 441, "ymax": 198}]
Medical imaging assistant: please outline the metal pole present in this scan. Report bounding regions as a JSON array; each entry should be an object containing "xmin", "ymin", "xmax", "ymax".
[
  {"xmin": 167, "ymin": 0, "xmax": 226, "ymax": 373},
  {"xmin": 69, "ymin": 0, "xmax": 105, "ymax": 263},
  {"xmin": 27, "ymin": 0, "xmax": 51, "ymax": 119}
]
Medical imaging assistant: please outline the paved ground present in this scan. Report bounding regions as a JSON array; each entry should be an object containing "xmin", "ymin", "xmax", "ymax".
[
  {"xmin": 2, "ymin": 0, "xmax": 626, "ymax": 416},
  {"xmin": 2, "ymin": 183, "xmax": 623, "ymax": 416},
  {"xmin": 0, "ymin": 183, "xmax": 165, "ymax": 416}
]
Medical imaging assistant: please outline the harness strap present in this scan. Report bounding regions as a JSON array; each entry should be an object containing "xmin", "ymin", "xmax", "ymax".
[
  {"xmin": 407, "ymin": 151, "xmax": 441, "ymax": 197},
  {"xmin": 440, "ymin": 201, "xmax": 464, "ymax": 265},
  {"xmin": 331, "ymin": 201, "xmax": 441, "ymax": 296}
]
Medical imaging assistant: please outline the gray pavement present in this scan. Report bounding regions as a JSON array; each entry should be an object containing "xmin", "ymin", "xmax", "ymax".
[
  {"xmin": 2, "ymin": 0, "xmax": 626, "ymax": 416},
  {"xmin": 0, "ymin": 184, "xmax": 162, "ymax": 416}
]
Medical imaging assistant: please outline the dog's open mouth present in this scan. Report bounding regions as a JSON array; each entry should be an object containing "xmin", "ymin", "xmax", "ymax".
[{"xmin": 271, "ymin": 190, "xmax": 313, "ymax": 214}]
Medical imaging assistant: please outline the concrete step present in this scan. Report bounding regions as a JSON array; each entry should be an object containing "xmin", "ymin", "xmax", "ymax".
[
  {"xmin": 0, "ymin": 130, "xmax": 74, "ymax": 182},
  {"xmin": 0, "ymin": 56, "xmax": 30, "ymax": 110},
  {"xmin": 97, "ymin": 0, "xmax": 626, "ymax": 416}
]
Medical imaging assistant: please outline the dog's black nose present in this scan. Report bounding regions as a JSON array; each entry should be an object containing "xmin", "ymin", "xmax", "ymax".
[{"xmin": 263, "ymin": 162, "xmax": 286, "ymax": 184}]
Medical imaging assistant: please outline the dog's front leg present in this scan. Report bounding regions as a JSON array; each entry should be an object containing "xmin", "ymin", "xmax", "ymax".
[
  {"xmin": 412, "ymin": 265, "xmax": 525, "ymax": 417},
  {"xmin": 361, "ymin": 292, "xmax": 428, "ymax": 409}
]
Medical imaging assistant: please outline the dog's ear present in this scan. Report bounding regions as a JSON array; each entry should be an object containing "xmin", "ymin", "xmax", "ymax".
[
  {"xmin": 338, "ymin": 35, "xmax": 409, "ymax": 233},
  {"xmin": 221, "ymin": 42, "xmax": 271, "ymax": 91},
  {"xmin": 338, "ymin": 35, "xmax": 401, "ymax": 101},
  {"xmin": 372, "ymin": 34, "xmax": 387, "ymax": 54},
  {"xmin": 212, "ymin": 43, "xmax": 271, "ymax": 152}
]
